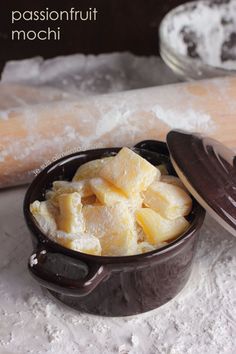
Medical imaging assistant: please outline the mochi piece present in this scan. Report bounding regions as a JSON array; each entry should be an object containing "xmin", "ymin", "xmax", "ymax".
[
  {"xmin": 89, "ymin": 177, "xmax": 128, "ymax": 206},
  {"xmin": 46, "ymin": 180, "xmax": 93, "ymax": 207},
  {"xmin": 136, "ymin": 241, "xmax": 168, "ymax": 254},
  {"xmin": 143, "ymin": 181, "xmax": 192, "ymax": 220},
  {"xmin": 83, "ymin": 203, "xmax": 138, "ymax": 256},
  {"xmin": 136, "ymin": 208, "xmax": 190, "ymax": 245},
  {"xmin": 56, "ymin": 192, "xmax": 85, "ymax": 233},
  {"xmin": 30, "ymin": 200, "xmax": 57, "ymax": 234},
  {"xmin": 160, "ymin": 175, "xmax": 188, "ymax": 192},
  {"xmin": 52, "ymin": 231, "xmax": 101, "ymax": 256},
  {"xmin": 99, "ymin": 147, "xmax": 157, "ymax": 196},
  {"xmin": 73, "ymin": 157, "xmax": 113, "ymax": 181}
]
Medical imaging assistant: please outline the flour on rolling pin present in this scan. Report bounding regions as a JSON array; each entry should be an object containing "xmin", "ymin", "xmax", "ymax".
[
  {"xmin": 1, "ymin": 76, "xmax": 236, "ymax": 188},
  {"xmin": 1, "ymin": 53, "xmax": 179, "ymax": 93},
  {"xmin": 0, "ymin": 83, "xmax": 76, "ymax": 115}
]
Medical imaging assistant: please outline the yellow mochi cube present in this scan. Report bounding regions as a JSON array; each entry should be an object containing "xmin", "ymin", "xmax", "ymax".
[
  {"xmin": 83, "ymin": 204, "xmax": 137, "ymax": 256},
  {"xmin": 160, "ymin": 175, "xmax": 188, "ymax": 192},
  {"xmin": 136, "ymin": 208, "xmax": 190, "ymax": 245},
  {"xmin": 89, "ymin": 177, "xmax": 128, "ymax": 206},
  {"xmin": 126, "ymin": 193, "xmax": 144, "ymax": 212},
  {"xmin": 99, "ymin": 147, "xmax": 157, "ymax": 196},
  {"xmin": 57, "ymin": 192, "xmax": 85, "ymax": 234},
  {"xmin": 30, "ymin": 200, "xmax": 57, "ymax": 234},
  {"xmin": 68, "ymin": 236, "xmax": 101, "ymax": 255},
  {"xmin": 143, "ymin": 181, "xmax": 192, "ymax": 220},
  {"xmin": 148, "ymin": 166, "xmax": 161, "ymax": 185},
  {"xmin": 52, "ymin": 180, "xmax": 93, "ymax": 197},
  {"xmin": 88, "ymin": 152, "xmax": 146, "ymax": 211},
  {"xmin": 52, "ymin": 231, "xmax": 101, "ymax": 256},
  {"xmin": 136, "ymin": 241, "xmax": 156, "ymax": 254},
  {"xmin": 73, "ymin": 157, "xmax": 113, "ymax": 181},
  {"xmin": 47, "ymin": 181, "xmax": 93, "ymax": 207},
  {"xmin": 136, "ymin": 241, "xmax": 167, "ymax": 254},
  {"xmin": 90, "ymin": 177, "xmax": 143, "ymax": 210}
]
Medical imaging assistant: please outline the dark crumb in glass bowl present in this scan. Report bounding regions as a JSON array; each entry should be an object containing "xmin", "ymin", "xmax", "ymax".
[
  {"xmin": 180, "ymin": 26, "xmax": 200, "ymax": 59},
  {"xmin": 221, "ymin": 32, "xmax": 236, "ymax": 62}
]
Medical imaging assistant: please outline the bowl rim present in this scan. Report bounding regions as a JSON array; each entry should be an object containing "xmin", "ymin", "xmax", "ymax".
[
  {"xmin": 24, "ymin": 146, "xmax": 206, "ymax": 265},
  {"xmin": 159, "ymin": 0, "xmax": 236, "ymax": 75}
]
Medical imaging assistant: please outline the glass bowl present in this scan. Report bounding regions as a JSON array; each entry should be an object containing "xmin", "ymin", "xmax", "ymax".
[{"xmin": 159, "ymin": 0, "xmax": 236, "ymax": 80}]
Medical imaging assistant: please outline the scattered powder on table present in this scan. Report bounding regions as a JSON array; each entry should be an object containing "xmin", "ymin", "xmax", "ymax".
[
  {"xmin": 0, "ymin": 182, "xmax": 235, "ymax": 353},
  {"xmin": 44, "ymin": 324, "xmax": 64, "ymax": 344}
]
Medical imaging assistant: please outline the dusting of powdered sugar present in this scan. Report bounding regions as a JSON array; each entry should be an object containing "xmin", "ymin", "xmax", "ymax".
[
  {"xmin": 94, "ymin": 100, "xmax": 137, "ymax": 137},
  {"xmin": 0, "ymin": 186, "xmax": 235, "ymax": 353},
  {"xmin": 151, "ymin": 105, "xmax": 215, "ymax": 132},
  {"xmin": 161, "ymin": 0, "xmax": 236, "ymax": 70},
  {"xmin": 29, "ymin": 253, "xmax": 38, "ymax": 267},
  {"xmin": 44, "ymin": 324, "xmax": 64, "ymax": 344},
  {"xmin": 1, "ymin": 53, "xmax": 179, "ymax": 94}
]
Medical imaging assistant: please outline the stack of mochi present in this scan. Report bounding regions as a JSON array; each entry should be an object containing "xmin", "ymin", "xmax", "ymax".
[{"xmin": 30, "ymin": 147, "xmax": 192, "ymax": 256}]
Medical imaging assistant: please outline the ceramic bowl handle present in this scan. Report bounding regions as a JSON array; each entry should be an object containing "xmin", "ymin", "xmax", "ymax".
[{"xmin": 28, "ymin": 246, "xmax": 110, "ymax": 296}]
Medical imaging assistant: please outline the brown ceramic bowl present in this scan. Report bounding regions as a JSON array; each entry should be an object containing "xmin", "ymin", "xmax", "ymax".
[{"xmin": 24, "ymin": 140, "xmax": 205, "ymax": 316}]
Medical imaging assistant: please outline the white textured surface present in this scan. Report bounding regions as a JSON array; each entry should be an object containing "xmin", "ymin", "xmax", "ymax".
[
  {"xmin": 1, "ymin": 53, "xmax": 179, "ymax": 94},
  {"xmin": 0, "ymin": 186, "xmax": 235, "ymax": 354}
]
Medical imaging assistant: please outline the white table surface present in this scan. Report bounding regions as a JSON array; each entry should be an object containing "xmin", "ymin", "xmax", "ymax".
[{"xmin": 0, "ymin": 186, "xmax": 235, "ymax": 354}]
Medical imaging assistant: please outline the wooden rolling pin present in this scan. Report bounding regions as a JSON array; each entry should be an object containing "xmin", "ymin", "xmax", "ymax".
[
  {"xmin": 0, "ymin": 83, "xmax": 75, "ymax": 111},
  {"xmin": 1, "ymin": 76, "xmax": 236, "ymax": 188}
]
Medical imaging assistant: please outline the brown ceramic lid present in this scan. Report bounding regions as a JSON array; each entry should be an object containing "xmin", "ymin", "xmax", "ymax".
[{"xmin": 167, "ymin": 130, "xmax": 236, "ymax": 237}]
